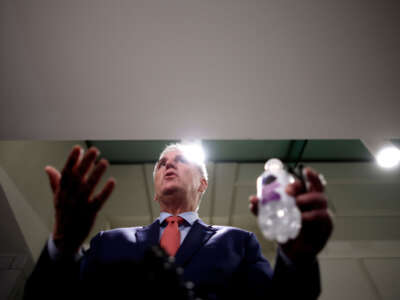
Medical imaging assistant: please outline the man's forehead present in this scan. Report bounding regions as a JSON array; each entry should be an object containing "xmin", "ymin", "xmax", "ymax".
[
  {"xmin": 158, "ymin": 149, "xmax": 182, "ymax": 160},
  {"xmin": 154, "ymin": 145, "xmax": 207, "ymax": 180}
]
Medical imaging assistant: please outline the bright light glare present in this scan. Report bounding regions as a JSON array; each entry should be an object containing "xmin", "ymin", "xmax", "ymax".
[
  {"xmin": 182, "ymin": 144, "xmax": 206, "ymax": 165},
  {"xmin": 277, "ymin": 209, "xmax": 285, "ymax": 218},
  {"xmin": 376, "ymin": 146, "xmax": 400, "ymax": 168}
]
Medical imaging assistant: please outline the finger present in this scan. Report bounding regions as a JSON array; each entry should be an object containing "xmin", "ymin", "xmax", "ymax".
[
  {"xmin": 84, "ymin": 159, "xmax": 109, "ymax": 197},
  {"xmin": 301, "ymin": 208, "xmax": 332, "ymax": 223},
  {"xmin": 45, "ymin": 166, "xmax": 61, "ymax": 194},
  {"xmin": 77, "ymin": 147, "xmax": 100, "ymax": 178},
  {"xmin": 301, "ymin": 209, "xmax": 334, "ymax": 240},
  {"xmin": 249, "ymin": 195, "xmax": 258, "ymax": 205},
  {"xmin": 60, "ymin": 146, "xmax": 83, "ymax": 186},
  {"xmin": 286, "ymin": 180, "xmax": 304, "ymax": 196},
  {"xmin": 248, "ymin": 195, "xmax": 259, "ymax": 216},
  {"xmin": 304, "ymin": 168, "xmax": 325, "ymax": 193},
  {"xmin": 296, "ymin": 192, "xmax": 328, "ymax": 212},
  {"xmin": 91, "ymin": 178, "xmax": 116, "ymax": 211}
]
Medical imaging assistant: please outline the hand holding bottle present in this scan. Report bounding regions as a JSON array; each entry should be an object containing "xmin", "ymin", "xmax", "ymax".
[{"xmin": 249, "ymin": 165, "xmax": 333, "ymax": 264}]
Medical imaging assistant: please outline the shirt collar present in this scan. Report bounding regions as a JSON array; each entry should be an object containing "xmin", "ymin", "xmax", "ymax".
[{"xmin": 158, "ymin": 211, "xmax": 199, "ymax": 226}]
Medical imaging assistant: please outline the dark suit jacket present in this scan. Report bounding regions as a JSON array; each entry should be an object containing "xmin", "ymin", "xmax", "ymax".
[{"xmin": 25, "ymin": 219, "xmax": 321, "ymax": 299}]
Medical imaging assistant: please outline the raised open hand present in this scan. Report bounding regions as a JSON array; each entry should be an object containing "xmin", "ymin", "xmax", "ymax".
[
  {"xmin": 45, "ymin": 145, "xmax": 115, "ymax": 255},
  {"xmin": 249, "ymin": 168, "xmax": 333, "ymax": 264}
]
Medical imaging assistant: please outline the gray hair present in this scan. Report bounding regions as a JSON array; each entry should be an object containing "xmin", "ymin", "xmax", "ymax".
[{"xmin": 153, "ymin": 143, "xmax": 208, "ymax": 181}]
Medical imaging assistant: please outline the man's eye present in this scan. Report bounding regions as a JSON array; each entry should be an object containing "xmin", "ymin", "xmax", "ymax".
[
  {"xmin": 158, "ymin": 161, "xmax": 166, "ymax": 168},
  {"xmin": 177, "ymin": 156, "xmax": 188, "ymax": 163}
]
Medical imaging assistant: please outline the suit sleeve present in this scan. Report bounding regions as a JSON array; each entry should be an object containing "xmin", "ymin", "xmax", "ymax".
[
  {"xmin": 23, "ymin": 243, "xmax": 82, "ymax": 300},
  {"xmin": 23, "ymin": 232, "xmax": 105, "ymax": 300},
  {"xmin": 272, "ymin": 251, "xmax": 321, "ymax": 299},
  {"xmin": 237, "ymin": 232, "xmax": 321, "ymax": 299}
]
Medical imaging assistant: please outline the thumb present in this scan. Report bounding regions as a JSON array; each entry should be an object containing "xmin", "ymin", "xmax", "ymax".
[
  {"xmin": 45, "ymin": 166, "xmax": 61, "ymax": 194},
  {"xmin": 304, "ymin": 167, "xmax": 325, "ymax": 193}
]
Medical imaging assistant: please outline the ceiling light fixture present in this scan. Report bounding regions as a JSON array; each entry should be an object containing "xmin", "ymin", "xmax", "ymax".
[
  {"xmin": 362, "ymin": 139, "xmax": 400, "ymax": 169},
  {"xmin": 376, "ymin": 146, "xmax": 400, "ymax": 168}
]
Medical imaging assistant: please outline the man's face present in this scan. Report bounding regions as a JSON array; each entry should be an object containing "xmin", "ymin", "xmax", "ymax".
[{"xmin": 154, "ymin": 149, "xmax": 204, "ymax": 205}]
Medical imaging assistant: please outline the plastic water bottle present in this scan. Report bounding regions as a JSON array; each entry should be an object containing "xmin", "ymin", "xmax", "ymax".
[{"xmin": 257, "ymin": 159, "xmax": 301, "ymax": 243}]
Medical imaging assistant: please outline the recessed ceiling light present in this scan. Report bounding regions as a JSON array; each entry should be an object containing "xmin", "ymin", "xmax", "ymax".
[{"xmin": 376, "ymin": 146, "xmax": 400, "ymax": 168}]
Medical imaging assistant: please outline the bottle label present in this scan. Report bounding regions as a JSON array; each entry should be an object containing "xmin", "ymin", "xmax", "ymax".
[{"xmin": 261, "ymin": 177, "xmax": 281, "ymax": 204}]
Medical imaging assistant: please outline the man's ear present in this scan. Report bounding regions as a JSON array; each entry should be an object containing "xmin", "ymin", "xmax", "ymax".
[{"xmin": 198, "ymin": 177, "xmax": 208, "ymax": 193}]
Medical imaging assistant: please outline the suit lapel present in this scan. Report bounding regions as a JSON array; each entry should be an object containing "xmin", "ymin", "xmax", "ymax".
[
  {"xmin": 135, "ymin": 219, "xmax": 160, "ymax": 253},
  {"xmin": 174, "ymin": 219, "xmax": 216, "ymax": 267}
]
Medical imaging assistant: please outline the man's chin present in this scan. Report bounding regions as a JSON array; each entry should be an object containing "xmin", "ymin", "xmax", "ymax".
[{"xmin": 162, "ymin": 186, "xmax": 181, "ymax": 196}]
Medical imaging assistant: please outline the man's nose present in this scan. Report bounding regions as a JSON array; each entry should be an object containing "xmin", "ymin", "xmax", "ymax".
[{"xmin": 166, "ymin": 160, "xmax": 176, "ymax": 169}]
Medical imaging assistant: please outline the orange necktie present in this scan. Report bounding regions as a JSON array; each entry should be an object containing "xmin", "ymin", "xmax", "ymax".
[{"xmin": 160, "ymin": 216, "xmax": 184, "ymax": 257}]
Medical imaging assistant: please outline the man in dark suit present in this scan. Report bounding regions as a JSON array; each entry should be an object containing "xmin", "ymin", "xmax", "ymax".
[{"xmin": 25, "ymin": 143, "xmax": 333, "ymax": 299}]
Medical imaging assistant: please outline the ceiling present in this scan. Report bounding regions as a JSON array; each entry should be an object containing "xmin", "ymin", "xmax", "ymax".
[
  {"xmin": 1, "ymin": 0, "xmax": 399, "ymax": 141},
  {"xmin": 89, "ymin": 139, "xmax": 375, "ymax": 164}
]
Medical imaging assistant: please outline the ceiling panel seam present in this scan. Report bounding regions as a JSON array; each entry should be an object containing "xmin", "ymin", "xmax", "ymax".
[
  {"xmin": 228, "ymin": 163, "xmax": 240, "ymax": 226},
  {"xmin": 357, "ymin": 258, "xmax": 384, "ymax": 300},
  {"xmin": 141, "ymin": 164, "xmax": 153, "ymax": 222},
  {"xmin": 209, "ymin": 163, "xmax": 217, "ymax": 225}
]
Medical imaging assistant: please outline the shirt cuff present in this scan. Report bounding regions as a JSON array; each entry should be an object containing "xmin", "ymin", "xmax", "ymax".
[{"xmin": 47, "ymin": 235, "xmax": 83, "ymax": 262}]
